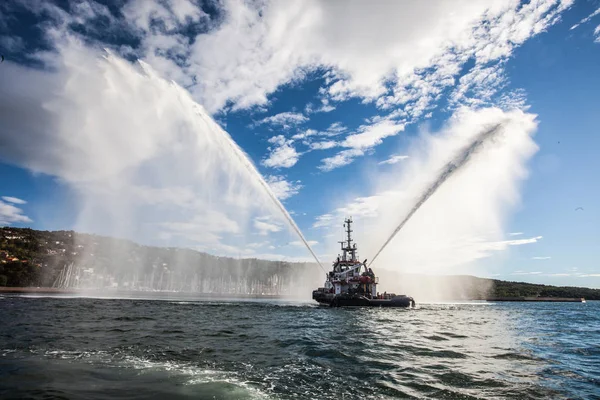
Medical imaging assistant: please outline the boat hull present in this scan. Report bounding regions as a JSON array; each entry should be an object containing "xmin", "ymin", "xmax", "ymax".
[{"xmin": 313, "ymin": 291, "xmax": 415, "ymax": 308}]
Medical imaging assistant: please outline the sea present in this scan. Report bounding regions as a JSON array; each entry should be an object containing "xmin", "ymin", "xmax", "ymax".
[{"xmin": 0, "ymin": 295, "xmax": 598, "ymax": 400}]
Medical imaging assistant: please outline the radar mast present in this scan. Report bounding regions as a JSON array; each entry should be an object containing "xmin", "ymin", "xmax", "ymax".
[{"xmin": 340, "ymin": 217, "xmax": 357, "ymax": 262}]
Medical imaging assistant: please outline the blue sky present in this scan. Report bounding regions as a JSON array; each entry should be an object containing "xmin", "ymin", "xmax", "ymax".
[{"xmin": 0, "ymin": 0, "xmax": 599, "ymax": 287}]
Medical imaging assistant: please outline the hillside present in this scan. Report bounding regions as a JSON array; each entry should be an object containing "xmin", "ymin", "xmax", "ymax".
[
  {"xmin": 0, "ymin": 227, "xmax": 321, "ymax": 296},
  {"xmin": 2, "ymin": 227, "xmax": 600, "ymax": 300}
]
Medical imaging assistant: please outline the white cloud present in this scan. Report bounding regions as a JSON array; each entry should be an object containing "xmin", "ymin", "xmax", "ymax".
[
  {"xmin": 543, "ymin": 272, "xmax": 600, "ymax": 278},
  {"xmin": 318, "ymin": 104, "xmax": 335, "ymax": 113},
  {"xmin": 291, "ymin": 129, "xmax": 316, "ymax": 141},
  {"xmin": 254, "ymin": 112, "xmax": 308, "ymax": 129},
  {"xmin": 334, "ymin": 195, "xmax": 384, "ymax": 219},
  {"xmin": 325, "ymin": 122, "xmax": 348, "ymax": 136},
  {"xmin": 319, "ymin": 149, "xmax": 364, "ymax": 172},
  {"xmin": 319, "ymin": 118, "xmax": 405, "ymax": 171},
  {"xmin": 5, "ymin": 0, "xmax": 571, "ymax": 117},
  {"xmin": 0, "ymin": 198, "xmax": 32, "ymax": 225},
  {"xmin": 511, "ymin": 271, "xmax": 543, "ymax": 275},
  {"xmin": 1, "ymin": 196, "xmax": 27, "ymax": 205},
  {"xmin": 341, "ymin": 119, "xmax": 406, "ymax": 150},
  {"xmin": 449, "ymin": 64, "xmax": 507, "ymax": 109},
  {"xmin": 595, "ymin": 25, "xmax": 600, "ymax": 42},
  {"xmin": 309, "ymin": 140, "xmax": 337, "ymax": 150},
  {"xmin": 570, "ymin": 7, "xmax": 600, "ymax": 29},
  {"xmin": 498, "ymin": 236, "xmax": 543, "ymax": 247},
  {"xmin": 379, "ymin": 155, "xmax": 409, "ymax": 165},
  {"xmin": 305, "ymin": 98, "xmax": 336, "ymax": 114},
  {"xmin": 509, "ymin": 232, "xmax": 523, "ymax": 236},
  {"xmin": 292, "ymin": 124, "xmax": 347, "ymax": 149},
  {"xmin": 266, "ymin": 175, "xmax": 302, "ymax": 200},
  {"xmin": 262, "ymin": 135, "xmax": 300, "ymax": 168},
  {"xmin": 532, "ymin": 256, "xmax": 551, "ymax": 260}
]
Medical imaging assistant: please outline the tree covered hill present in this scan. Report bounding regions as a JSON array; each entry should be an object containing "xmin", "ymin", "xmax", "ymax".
[
  {"xmin": 0, "ymin": 227, "xmax": 321, "ymax": 294},
  {"xmin": 2, "ymin": 227, "xmax": 600, "ymax": 300}
]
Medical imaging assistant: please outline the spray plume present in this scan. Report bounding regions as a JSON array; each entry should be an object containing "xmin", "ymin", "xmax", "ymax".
[
  {"xmin": 0, "ymin": 38, "xmax": 322, "ymax": 274},
  {"xmin": 369, "ymin": 123, "xmax": 504, "ymax": 267}
]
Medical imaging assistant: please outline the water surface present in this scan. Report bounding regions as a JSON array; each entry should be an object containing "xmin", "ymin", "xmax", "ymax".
[{"xmin": 1, "ymin": 296, "xmax": 598, "ymax": 399}]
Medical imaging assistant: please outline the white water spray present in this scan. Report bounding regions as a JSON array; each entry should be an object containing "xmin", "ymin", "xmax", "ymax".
[
  {"xmin": 0, "ymin": 38, "xmax": 324, "ymax": 290},
  {"xmin": 369, "ymin": 123, "xmax": 505, "ymax": 267}
]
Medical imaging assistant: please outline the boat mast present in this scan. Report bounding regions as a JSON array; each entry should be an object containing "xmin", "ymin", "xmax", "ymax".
[{"xmin": 340, "ymin": 217, "xmax": 357, "ymax": 262}]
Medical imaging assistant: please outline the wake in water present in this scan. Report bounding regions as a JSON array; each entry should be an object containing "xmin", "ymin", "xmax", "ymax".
[{"xmin": 369, "ymin": 122, "xmax": 504, "ymax": 267}]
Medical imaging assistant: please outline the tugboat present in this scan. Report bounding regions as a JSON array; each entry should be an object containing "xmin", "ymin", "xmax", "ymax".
[{"xmin": 312, "ymin": 217, "xmax": 415, "ymax": 308}]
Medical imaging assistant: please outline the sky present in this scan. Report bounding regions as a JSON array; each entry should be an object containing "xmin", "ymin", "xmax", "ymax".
[{"xmin": 0, "ymin": 0, "xmax": 599, "ymax": 287}]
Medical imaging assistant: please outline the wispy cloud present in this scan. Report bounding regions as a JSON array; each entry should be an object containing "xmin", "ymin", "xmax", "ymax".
[
  {"xmin": 319, "ymin": 149, "xmax": 364, "ymax": 172},
  {"xmin": 509, "ymin": 232, "xmax": 524, "ymax": 236},
  {"xmin": 0, "ymin": 197, "xmax": 32, "ymax": 225},
  {"xmin": 532, "ymin": 256, "xmax": 551, "ymax": 260},
  {"xmin": 308, "ymin": 140, "xmax": 337, "ymax": 150},
  {"xmin": 542, "ymin": 272, "xmax": 600, "ymax": 278},
  {"xmin": 305, "ymin": 99, "xmax": 335, "ymax": 114},
  {"xmin": 319, "ymin": 119, "xmax": 405, "ymax": 171},
  {"xmin": 325, "ymin": 122, "xmax": 347, "ymax": 136},
  {"xmin": 341, "ymin": 119, "xmax": 405, "ymax": 150},
  {"xmin": 570, "ymin": 7, "xmax": 600, "ymax": 30},
  {"xmin": 1, "ymin": 196, "xmax": 27, "ymax": 205},
  {"xmin": 504, "ymin": 236, "xmax": 543, "ymax": 246},
  {"xmin": 379, "ymin": 154, "xmax": 409, "ymax": 165},
  {"xmin": 253, "ymin": 112, "xmax": 308, "ymax": 130}
]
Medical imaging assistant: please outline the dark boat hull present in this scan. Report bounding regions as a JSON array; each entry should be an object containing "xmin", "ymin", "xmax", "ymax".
[{"xmin": 313, "ymin": 292, "xmax": 415, "ymax": 308}]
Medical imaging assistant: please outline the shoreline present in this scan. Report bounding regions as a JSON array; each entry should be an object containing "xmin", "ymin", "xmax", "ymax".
[{"xmin": 485, "ymin": 297, "xmax": 585, "ymax": 302}]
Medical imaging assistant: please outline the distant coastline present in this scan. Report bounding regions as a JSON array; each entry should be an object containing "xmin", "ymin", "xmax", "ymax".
[{"xmin": 0, "ymin": 287, "xmax": 591, "ymax": 303}]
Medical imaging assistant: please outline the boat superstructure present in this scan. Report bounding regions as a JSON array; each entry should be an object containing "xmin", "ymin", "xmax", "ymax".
[{"xmin": 312, "ymin": 217, "xmax": 415, "ymax": 308}]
